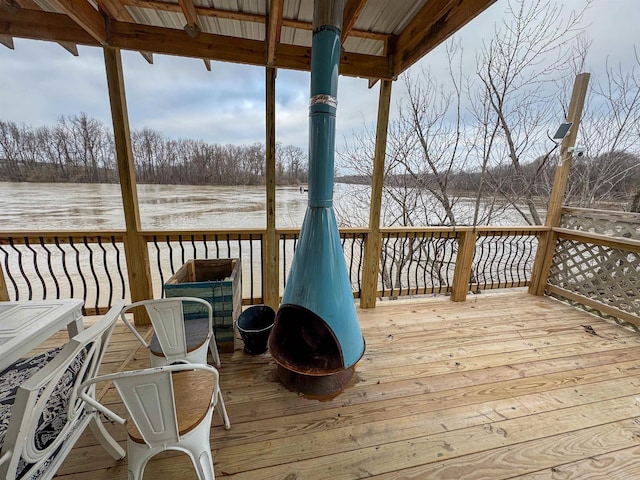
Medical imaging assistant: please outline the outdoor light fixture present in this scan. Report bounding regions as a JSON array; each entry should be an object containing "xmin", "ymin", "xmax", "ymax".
[{"xmin": 568, "ymin": 145, "xmax": 586, "ymax": 157}]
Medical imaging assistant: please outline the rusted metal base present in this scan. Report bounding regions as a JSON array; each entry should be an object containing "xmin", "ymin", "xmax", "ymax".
[{"xmin": 276, "ymin": 364, "xmax": 355, "ymax": 396}]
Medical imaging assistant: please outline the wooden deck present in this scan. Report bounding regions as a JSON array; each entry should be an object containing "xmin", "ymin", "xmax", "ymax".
[{"xmin": 53, "ymin": 290, "xmax": 640, "ymax": 479}]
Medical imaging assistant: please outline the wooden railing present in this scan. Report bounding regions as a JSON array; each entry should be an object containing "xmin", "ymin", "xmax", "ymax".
[
  {"xmin": 2, "ymin": 216, "xmax": 636, "ymax": 330},
  {"xmin": 0, "ymin": 225, "xmax": 547, "ymax": 315}
]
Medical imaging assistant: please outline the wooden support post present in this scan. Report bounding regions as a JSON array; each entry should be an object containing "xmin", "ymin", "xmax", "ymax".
[
  {"xmin": 263, "ymin": 66, "xmax": 279, "ymax": 309},
  {"xmin": 529, "ymin": 73, "xmax": 590, "ymax": 296},
  {"xmin": 531, "ymin": 229, "xmax": 559, "ymax": 296},
  {"xmin": 0, "ymin": 267, "xmax": 9, "ymax": 301},
  {"xmin": 451, "ymin": 229, "xmax": 477, "ymax": 302},
  {"xmin": 360, "ymin": 79, "xmax": 392, "ymax": 309},
  {"xmin": 104, "ymin": 47, "xmax": 153, "ymax": 324}
]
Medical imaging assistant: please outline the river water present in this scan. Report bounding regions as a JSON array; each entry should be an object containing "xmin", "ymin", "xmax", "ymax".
[
  {"xmin": 0, "ymin": 182, "xmax": 311, "ymax": 230},
  {"xmin": 0, "ymin": 181, "xmax": 540, "ymax": 304},
  {"xmin": 1, "ymin": 181, "xmax": 539, "ymax": 231}
]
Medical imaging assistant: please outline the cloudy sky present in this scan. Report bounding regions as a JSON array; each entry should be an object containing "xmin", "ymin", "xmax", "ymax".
[{"xmin": 1, "ymin": 0, "xmax": 638, "ymax": 155}]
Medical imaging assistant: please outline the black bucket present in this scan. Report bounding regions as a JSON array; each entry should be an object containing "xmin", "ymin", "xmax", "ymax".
[{"xmin": 237, "ymin": 305, "xmax": 276, "ymax": 355}]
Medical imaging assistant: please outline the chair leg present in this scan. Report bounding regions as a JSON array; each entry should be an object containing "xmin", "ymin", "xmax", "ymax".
[
  {"xmin": 89, "ymin": 416, "xmax": 126, "ymax": 460},
  {"xmin": 126, "ymin": 439, "xmax": 155, "ymax": 480},
  {"xmin": 216, "ymin": 386, "xmax": 231, "ymax": 430},
  {"xmin": 181, "ymin": 411, "xmax": 217, "ymax": 480},
  {"xmin": 209, "ymin": 341, "xmax": 221, "ymax": 368},
  {"xmin": 192, "ymin": 448, "xmax": 216, "ymax": 480}
]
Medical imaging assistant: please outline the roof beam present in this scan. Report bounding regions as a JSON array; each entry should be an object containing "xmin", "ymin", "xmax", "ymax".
[
  {"xmin": 342, "ymin": 0, "xmax": 367, "ymax": 43},
  {"xmin": 0, "ymin": 33, "xmax": 13, "ymax": 48},
  {"xmin": 14, "ymin": 0, "xmax": 80, "ymax": 55},
  {"xmin": 59, "ymin": 41, "xmax": 78, "ymax": 55},
  {"xmin": 47, "ymin": 0, "xmax": 107, "ymax": 44},
  {"xmin": 178, "ymin": 0, "xmax": 201, "ymax": 36},
  {"xmin": 98, "ymin": 0, "xmax": 153, "ymax": 63},
  {"xmin": 0, "ymin": 8, "xmax": 392, "ymax": 78},
  {"xmin": 203, "ymin": 58, "xmax": 211, "ymax": 71},
  {"xmin": 266, "ymin": 0, "xmax": 283, "ymax": 65},
  {"xmin": 1, "ymin": 7, "xmax": 105, "ymax": 45},
  {"xmin": 393, "ymin": 0, "xmax": 495, "ymax": 76},
  {"xmin": 98, "ymin": 0, "xmax": 131, "ymax": 20},
  {"xmin": 121, "ymin": 0, "xmax": 388, "ymax": 42}
]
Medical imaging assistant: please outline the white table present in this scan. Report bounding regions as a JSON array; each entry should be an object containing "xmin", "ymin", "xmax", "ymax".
[{"xmin": 0, "ymin": 299, "xmax": 84, "ymax": 372}]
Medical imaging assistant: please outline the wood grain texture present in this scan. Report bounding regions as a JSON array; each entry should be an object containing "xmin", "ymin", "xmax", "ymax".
[
  {"xmin": 104, "ymin": 47, "xmax": 153, "ymax": 321},
  {"xmin": 361, "ymin": 79, "xmax": 392, "ymax": 309},
  {"xmin": 55, "ymin": 291, "xmax": 640, "ymax": 479}
]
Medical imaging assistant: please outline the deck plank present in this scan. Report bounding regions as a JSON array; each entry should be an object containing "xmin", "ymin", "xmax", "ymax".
[{"xmin": 54, "ymin": 291, "xmax": 640, "ymax": 479}]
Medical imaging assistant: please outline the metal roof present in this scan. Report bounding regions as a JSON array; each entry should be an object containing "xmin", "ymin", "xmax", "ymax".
[{"xmin": 1, "ymin": 0, "xmax": 497, "ymax": 79}]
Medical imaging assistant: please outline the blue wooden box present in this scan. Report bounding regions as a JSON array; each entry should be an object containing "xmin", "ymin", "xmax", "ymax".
[{"xmin": 163, "ymin": 259, "xmax": 241, "ymax": 352}]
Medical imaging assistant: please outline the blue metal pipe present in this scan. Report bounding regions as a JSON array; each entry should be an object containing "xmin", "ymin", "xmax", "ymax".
[
  {"xmin": 279, "ymin": 0, "xmax": 365, "ymax": 370},
  {"xmin": 308, "ymin": 26, "xmax": 340, "ymax": 207}
]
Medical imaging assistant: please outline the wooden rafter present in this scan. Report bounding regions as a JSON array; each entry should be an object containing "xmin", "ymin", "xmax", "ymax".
[
  {"xmin": 98, "ymin": 0, "xmax": 153, "ymax": 63},
  {"xmin": 59, "ymin": 41, "xmax": 78, "ymax": 55},
  {"xmin": 1, "ymin": 8, "xmax": 393, "ymax": 78},
  {"xmin": 341, "ymin": 0, "xmax": 367, "ymax": 43},
  {"xmin": 0, "ymin": 33, "xmax": 14, "ymax": 49},
  {"xmin": 393, "ymin": 0, "xmax": 495, "ymax": 76},
  {"xmin": 47, "ymin": 0, "xmax": 107, "ymax": 44},
  {"xmin": 178, "ymin": 0, "xmax": 201, "ymax": 36},
  {"xmin": 13, "ymin": 0, "xmax": 80, "ymax": 55},
  {"xmin": 120, "ymin": 0, "xmax": 388, "ymax": 42},
  {"xmin": 98, "ymin": 0, "xmax": 131, "ymax": 20},
  {"xmin": 203, "ymin": 58, "xmax": 211, "ymax": 71},
  {"xmin": 266, "ymin": 0, "xmax": 283, "ymax": 65}
]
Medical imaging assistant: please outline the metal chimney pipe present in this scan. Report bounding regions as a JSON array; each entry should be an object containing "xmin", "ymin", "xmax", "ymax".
[
  {"xmin": 307, "ymin": 0, "xmax": 343, "ymax": 208},
  {"xmin": 268, "ymin": 0, "xmax": 365, "ymax": 395}
]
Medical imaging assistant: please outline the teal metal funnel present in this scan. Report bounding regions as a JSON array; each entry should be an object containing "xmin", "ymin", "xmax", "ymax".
[{"xmin": 269, "ymin": 0, "xmax": 365, "ymax": 395}]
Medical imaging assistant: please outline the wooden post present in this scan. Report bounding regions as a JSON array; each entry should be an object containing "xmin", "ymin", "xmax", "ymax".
[
  {"xmin": 360, "ymin": 79, "xmax": 392, "ymax": 309},
  {"xmin": 104, "ymin": 47, "xmax": 153, "ymax": 323},
  {"xmin": 0, "ymin": 267, "xmax": 9, "ymax": 301},
  {"xmin": 263, "ymin": 66, "xmax": 280, "ymax": 309},
  {"xmin": 451, "ymin": 229, "xmax": 477, "ymax": 302},
  {"xmin": 529, "ymin": 73, "xmax": 590, "ymax": 296}
]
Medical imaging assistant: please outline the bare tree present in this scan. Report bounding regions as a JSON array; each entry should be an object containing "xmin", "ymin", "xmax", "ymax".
[
  {"xmin": 276, "ymin": 143, "xmax": 307, "ymax": 184},
  {"xmin": 566, "ymin": 52, "xmax": 640, "ymax": 207},
  {"xmin": 474, "ymin": 0, "xmax": 590, "ymax": 224}
]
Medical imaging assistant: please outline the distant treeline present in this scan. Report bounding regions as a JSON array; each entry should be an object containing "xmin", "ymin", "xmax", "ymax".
[
  {"xmin": 339, "ymin": 149, "xmax": 640, "ymax": 207},
  {"xmin": 0, "ymin": 114, "xmax": 308, "ymax": 186}
]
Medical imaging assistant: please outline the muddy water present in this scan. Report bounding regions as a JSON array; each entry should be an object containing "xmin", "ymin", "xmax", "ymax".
[{"xmin": 0, "ymin": 182, "xmax": 310, "ymax": 230}]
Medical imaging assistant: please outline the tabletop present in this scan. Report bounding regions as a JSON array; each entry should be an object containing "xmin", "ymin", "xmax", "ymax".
[{"xmin": 0, "ymin": 299, "xmax": 84, "ymax": 372}]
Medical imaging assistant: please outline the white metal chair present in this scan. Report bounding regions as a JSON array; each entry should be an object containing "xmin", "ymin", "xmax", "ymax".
[
  {"xmin": 0, "ymin": 451, "xmax": 9, "ymax": 469},
  {"xmin": 78, "ymin": 363, "xmax": 230, "ymax": 480},
  {"xmin": 119, "ymin": 297, "xmax": 221, "ymax": 367},
  {"xmin": 0, "ymin": 301, "xmax": 125, "ymax": 480}
]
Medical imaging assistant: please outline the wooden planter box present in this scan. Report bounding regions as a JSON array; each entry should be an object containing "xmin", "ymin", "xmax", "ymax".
[{"xmin": 163, "ymin": 259, "xmax": 241, "ymax": 353}]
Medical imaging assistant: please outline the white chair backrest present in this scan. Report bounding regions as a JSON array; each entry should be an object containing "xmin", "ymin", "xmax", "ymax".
[
  {"xmin": 0, "ymin": 300, "xmax": 123, "ymax": 480},
  {"xmin": 120, "ymin": 297, "xmax": 213, "ymax": 365},
  {"xmin": 116, "ymin": 368, "xmax": 181, "ymax": 445},
  {"xmin": 146, "ymin": 300, "xmax": 190, "ymax": 361},
  {"xmin": 79, "ymin": 364, "xmax": 218, "ymax": 446}
]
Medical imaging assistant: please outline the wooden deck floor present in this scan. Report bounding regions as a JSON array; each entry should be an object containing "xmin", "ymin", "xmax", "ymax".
[{"xmin": 53, "ymin": 290, "xmax": 640, "ymax": 479}]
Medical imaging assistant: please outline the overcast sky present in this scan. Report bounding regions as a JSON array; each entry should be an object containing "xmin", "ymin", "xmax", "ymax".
[{"xmin": 1, "ymin": 0, "xmax": 638, "ymax": 155}]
